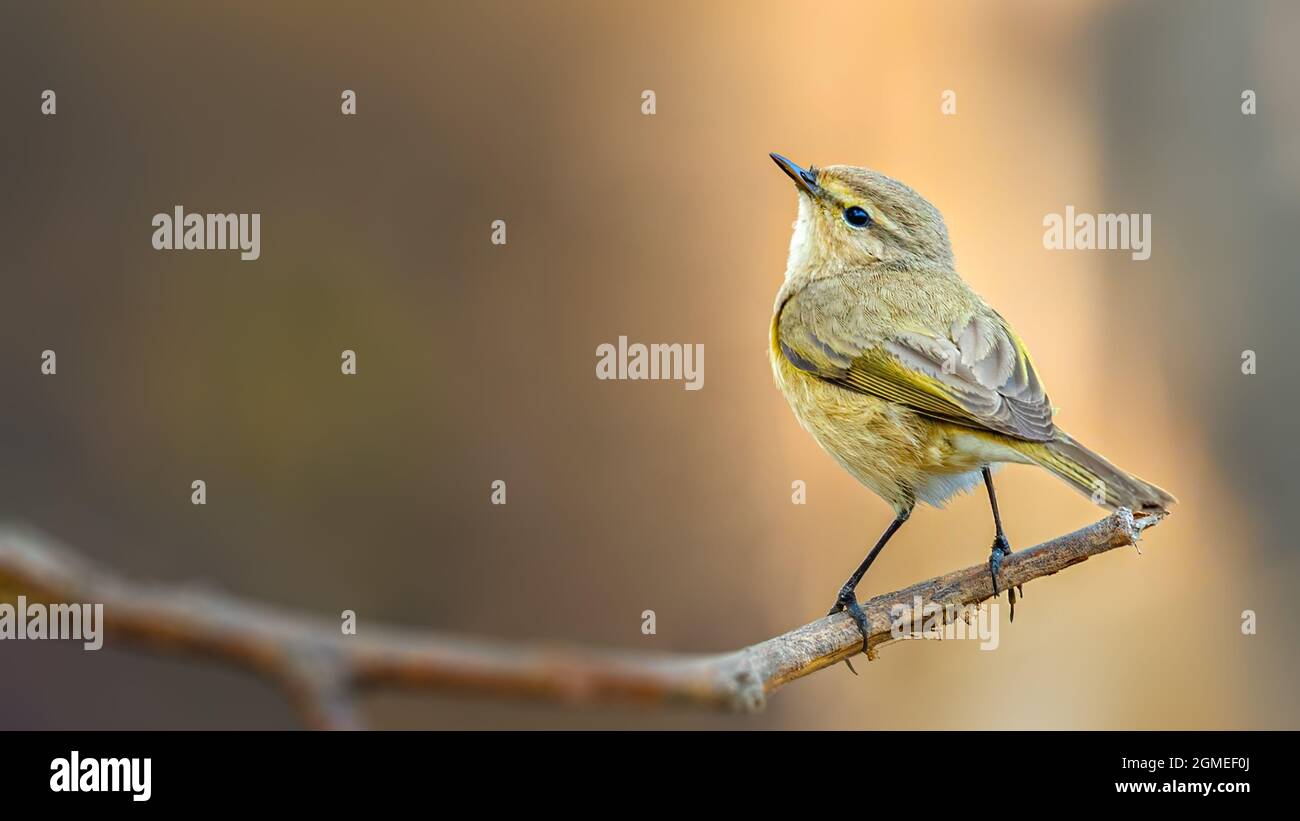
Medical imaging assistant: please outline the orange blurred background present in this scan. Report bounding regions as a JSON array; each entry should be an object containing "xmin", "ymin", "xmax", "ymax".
[{"xmin": 1, "ymin": 0, "xmax": 1296, "ymax": 728}]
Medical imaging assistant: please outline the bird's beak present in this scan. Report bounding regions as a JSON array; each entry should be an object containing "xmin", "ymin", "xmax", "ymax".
[{"xmin": 770, "ymin": 153, "xmax": 820, "ymax": 196}]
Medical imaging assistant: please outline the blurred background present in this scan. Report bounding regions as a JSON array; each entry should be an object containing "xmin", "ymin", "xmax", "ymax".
[{"xmin": 1, "ymin": 0, "xmax": 1296, "ymax": 729}]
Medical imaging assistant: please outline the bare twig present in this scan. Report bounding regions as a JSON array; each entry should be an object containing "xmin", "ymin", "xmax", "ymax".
[{"xmin": 0, "ymin": 510, "xmax": 1162, "ymax": 728}]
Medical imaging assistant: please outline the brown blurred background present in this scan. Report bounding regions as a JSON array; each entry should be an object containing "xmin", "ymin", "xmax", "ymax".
[{"xmin": 1, "ymin": 0, "xmax": 1296, "ymax": 729}]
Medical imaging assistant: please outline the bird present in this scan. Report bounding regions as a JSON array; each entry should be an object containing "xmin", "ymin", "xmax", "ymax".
[{"xmin": 767, "ymin": 153, "xmax": 1174, "ymax": 657}]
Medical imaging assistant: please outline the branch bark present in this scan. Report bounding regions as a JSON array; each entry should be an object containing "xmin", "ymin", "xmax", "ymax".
[{"xmin": 0, "ymin": 510, "xmax": 1162, "ymax": 728}]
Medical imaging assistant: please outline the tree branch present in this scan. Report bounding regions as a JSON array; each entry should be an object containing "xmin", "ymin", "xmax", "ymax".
[{"xmin": 0, "ymin": 510, "xmax": 1162, "ymax": 728}]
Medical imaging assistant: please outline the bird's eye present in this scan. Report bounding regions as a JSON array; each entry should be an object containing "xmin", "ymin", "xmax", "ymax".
[{"xmin": 843, "ymin": 206, "xmax": 872, "ymax": 228}]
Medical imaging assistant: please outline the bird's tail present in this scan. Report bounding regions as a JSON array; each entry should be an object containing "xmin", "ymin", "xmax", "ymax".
[{"xmin": 1016, "ymin": 432, "xmax": 1176, "ymax": 514}]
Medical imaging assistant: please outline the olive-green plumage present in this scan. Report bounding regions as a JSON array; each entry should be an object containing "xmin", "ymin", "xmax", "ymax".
[{"xmin": 768, "ymin": 159, "xmax": 1174, "ymax": 517}]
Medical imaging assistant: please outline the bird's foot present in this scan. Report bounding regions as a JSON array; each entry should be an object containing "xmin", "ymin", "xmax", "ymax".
[
  {"xmin": 827, "ymin": 589, "xmax": 875, "ymax": 672},
  {"xmin": 988, "ymin": 534, "xmax": 1024, "ymax": 621}
]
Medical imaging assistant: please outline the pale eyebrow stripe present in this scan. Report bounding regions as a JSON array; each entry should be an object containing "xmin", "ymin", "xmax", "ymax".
[{"xmin": 819, "ymin": 178, "xmax": 902, "ymax": 233}]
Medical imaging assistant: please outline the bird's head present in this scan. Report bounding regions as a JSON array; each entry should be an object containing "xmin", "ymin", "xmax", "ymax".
[{"xmin": 770, "ymin": 154, "xmax": 953, "ymax": 275}]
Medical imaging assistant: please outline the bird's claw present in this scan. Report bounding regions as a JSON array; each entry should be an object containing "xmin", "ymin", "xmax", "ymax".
[
  {"xmin": 827, "ymin": 590, "xmax": 873, "ymax": 672},
  {"xmin": 988, "ymin": 534, "xmax": 1023, "ymax": 621},
  {"xmin": 988, "ymin": 535, "xmax": 1009, "ymax": 596}
]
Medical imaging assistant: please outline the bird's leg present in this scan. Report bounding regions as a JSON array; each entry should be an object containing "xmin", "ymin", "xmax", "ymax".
[
  {"xmin": 827, "ymin": 509, "xmax": 911, "ymax": 672},
  {"xmin": 982, "ymin": 466, "xmax": 1023, "ymax": 621}
]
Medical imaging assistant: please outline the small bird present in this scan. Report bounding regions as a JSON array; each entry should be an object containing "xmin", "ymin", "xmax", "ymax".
[{"xmin": 767, "ymin": 154, "xmax": 1174, "ymax": 652}]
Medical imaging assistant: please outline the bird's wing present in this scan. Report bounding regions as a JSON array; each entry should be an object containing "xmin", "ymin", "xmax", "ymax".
[{"xmin": 777, "ymin": 293, "xmax": 1055, "ymax": 442}]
